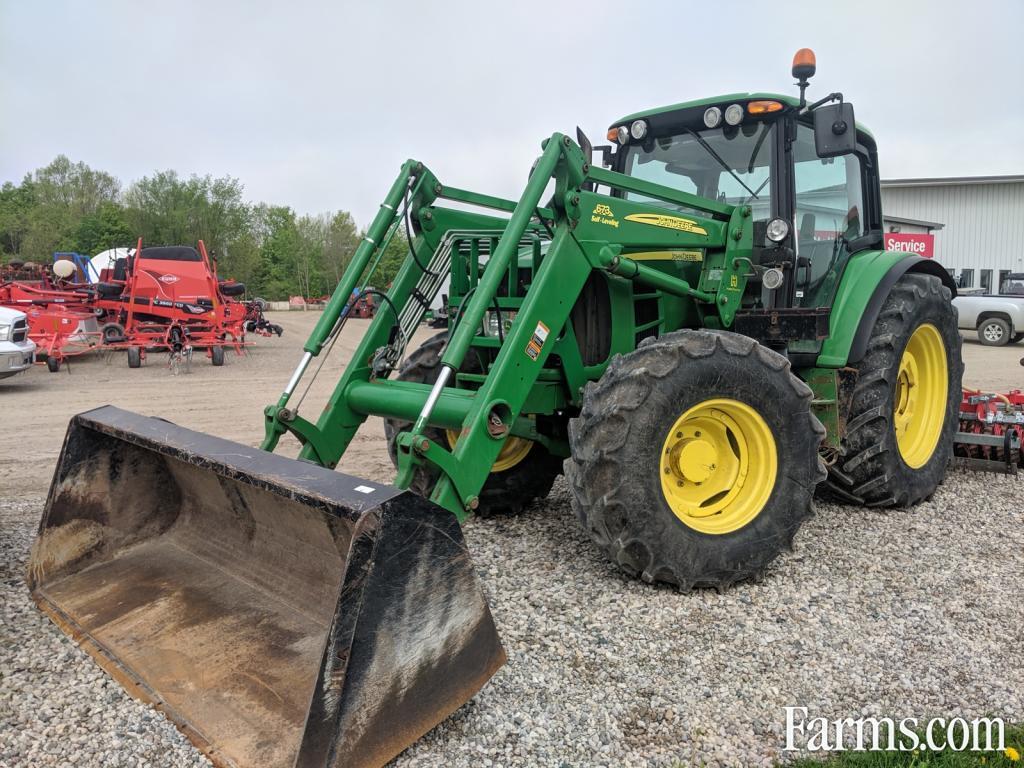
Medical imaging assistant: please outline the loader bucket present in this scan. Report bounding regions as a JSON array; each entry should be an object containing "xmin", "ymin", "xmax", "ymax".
[{"xmin": 27, "ymin": 405, "xmax": 505, "ymax": 768}]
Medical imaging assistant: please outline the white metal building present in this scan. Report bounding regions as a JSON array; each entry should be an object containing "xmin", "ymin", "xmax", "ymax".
[{"xmin": 880, "ymin": 174, "xmax": 1024, "ymax": 293}]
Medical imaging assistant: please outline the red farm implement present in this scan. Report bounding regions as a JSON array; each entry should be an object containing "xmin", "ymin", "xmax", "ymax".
[
  {"xmin": 76, "ymin": 239, "xmax": 253, "ymax": 370},
  {"xmin": 1, "ymin": 240, "xmax": 276, "ymax": 372},
  {"xmin": 0, "ymin": 276, "xmax": 103, "ymax": 372},
  {"xmin": 953, "ymin": 388, "xmax": 1024, "ymax": 474}
]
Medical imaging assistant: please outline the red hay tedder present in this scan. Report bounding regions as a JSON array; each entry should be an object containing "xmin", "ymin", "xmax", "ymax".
[{"xmin": 0, "ymin": 239, "xmax": 278, "ymax": 372}]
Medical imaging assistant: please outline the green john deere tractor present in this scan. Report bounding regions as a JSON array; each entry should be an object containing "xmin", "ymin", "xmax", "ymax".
[{"xmin": 29, "ymin": 49, "xmax": 961, "ymax": 768}]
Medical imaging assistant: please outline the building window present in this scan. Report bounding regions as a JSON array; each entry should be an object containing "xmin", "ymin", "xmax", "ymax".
[
  {"xmin": 981, "ymin": 269, "xmax": 993, "ymax": 293},
  {"xmin": 959, "ymin": 269, "xmax": 974, "ymax": 289},
  {"xmin": 1000, "ymin": 270, "xmax": 1013, "ymax": 294}
]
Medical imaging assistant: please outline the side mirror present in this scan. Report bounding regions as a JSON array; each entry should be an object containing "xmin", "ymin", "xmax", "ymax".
[{"xmin": 814, "ymin": 102, "xmax": 857, "ymax": 157}]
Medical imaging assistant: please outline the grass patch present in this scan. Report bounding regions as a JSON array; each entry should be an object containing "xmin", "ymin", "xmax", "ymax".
[{"xmin": 782, "ymin": 723, "xmax": 1023, "ymax": 766}]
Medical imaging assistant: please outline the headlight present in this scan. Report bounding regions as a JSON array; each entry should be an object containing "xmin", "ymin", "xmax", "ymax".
[
  {"xmin": 630, "ymin": 120, "xmax": 648, "ymax": 140},
  {"xmin": 703, "ymin": 107, "xmax": 722, "ymax": 128},
  {"xmin": 616, "ymin": 126, "xmax": 629, "ymax": 145},
  {"xmin": 766, "ymin": 217, "xmax": 790, "ymax": 243},
  {"xmin": 0, "ymin": 324, "xmax": 10, "ymax": 342},
  {"xmin": 762, "ymin": 268, "xmax": 785, "ymax": 290},
  {"xmin": 484, "ymin": 310, "xmax": 517, "ymax": 338},
  {"xmin": 724, "ymin": 103, "xmax": 744, "ymax": 126}
]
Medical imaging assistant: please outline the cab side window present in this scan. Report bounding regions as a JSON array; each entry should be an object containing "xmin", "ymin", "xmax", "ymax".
[{"xmin": 793, "ymin": 124, "xmax": 865, "ymax": 305}]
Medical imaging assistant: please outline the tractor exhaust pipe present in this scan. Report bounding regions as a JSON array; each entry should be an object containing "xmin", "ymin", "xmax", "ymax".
[{"xmin": 28, "ymin": 406, "xmax": 505, "ymax": 768}]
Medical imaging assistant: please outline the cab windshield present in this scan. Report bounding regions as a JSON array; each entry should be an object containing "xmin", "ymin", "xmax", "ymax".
[{"xmin": 621, "ymin": 122, "xmax": 774, "ymax": 224}]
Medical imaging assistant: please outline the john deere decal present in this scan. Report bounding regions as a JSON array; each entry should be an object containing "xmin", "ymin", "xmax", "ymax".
[
  {"xmin": 624, "ymin": 213, "xmax": 708, "ymax": 236},
  {"xmin": 629, "ymin": 250, "xmax": 704, "ymax": 262}
]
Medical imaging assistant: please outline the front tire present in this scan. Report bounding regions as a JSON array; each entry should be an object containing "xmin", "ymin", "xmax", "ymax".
[
  {"xmin": 384, "ymin": 333, "xmax": 563, "ymax": 516},
  {"xmin": 825, "ymin": 273, "xmax": 962, "ymax": 506},
  {"xmin": 567, "ymin": 330, "xmax": 825, "ymax": 590},
  {"xmin": 210, "ymin": 346, "xmax": 225, "ymax": 366},
  {"xmin": 127, "ymin": 346, "xmax": 142, "ymax": 369}
]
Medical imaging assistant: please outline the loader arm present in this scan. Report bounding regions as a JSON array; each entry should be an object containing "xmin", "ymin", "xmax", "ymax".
[{"xmin": 261, "ymin": 133, "xmax": 754, "ymax": 521}]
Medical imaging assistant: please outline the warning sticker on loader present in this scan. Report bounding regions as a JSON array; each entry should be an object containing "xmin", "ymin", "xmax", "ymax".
[{"xmin": 525, "ymin": 321, "xmax": 549, "ymax": 361}]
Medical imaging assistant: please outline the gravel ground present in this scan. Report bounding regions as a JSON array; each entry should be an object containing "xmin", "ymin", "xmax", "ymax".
[{"xmin": 2, "ymin": 468, "xmax": 1022, "ymax": 768}]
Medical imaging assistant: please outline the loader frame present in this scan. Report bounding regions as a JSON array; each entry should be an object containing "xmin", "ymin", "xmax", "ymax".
[
  {"xmin": 260, "ymin": 130, "xmax": 946, "ymax": 521},
  {"xmin": 262, "ymin": 132, "xmax": 764, "ymax": 519}
]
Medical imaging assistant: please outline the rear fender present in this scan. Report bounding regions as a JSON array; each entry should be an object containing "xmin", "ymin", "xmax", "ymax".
[{"xmin": 817, "ymin": 251, "xmax": 957, "ymax": 367}]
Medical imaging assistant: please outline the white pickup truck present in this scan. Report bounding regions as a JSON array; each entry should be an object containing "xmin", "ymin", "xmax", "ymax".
[
  {"xmin": 953, "ymin": 273, "xmax": 1024, "ymax": 346},
  {"xmin": 0, "ymin": 306, "xmax": 37, "ymax": 379}
]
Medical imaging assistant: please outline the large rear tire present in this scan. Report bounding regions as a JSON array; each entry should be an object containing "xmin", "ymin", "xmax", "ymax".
[
  {"xmin": 567, "ymin": 330, "xmax": 825, "ymax": 590},
  {"xmin": 384, "ymin": 333, "xmax": 562, "ymax": 516},
  {"xmin": 825, "ymin": 273, "xmax": 962, "ymax": 506}
]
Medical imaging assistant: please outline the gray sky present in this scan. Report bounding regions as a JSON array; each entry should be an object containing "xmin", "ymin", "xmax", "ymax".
[{"xmin": 2, "ymin": 0, "xmax": 1021, "ymax": 227}]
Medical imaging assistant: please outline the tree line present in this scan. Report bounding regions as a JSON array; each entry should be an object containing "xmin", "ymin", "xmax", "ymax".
[{"xmin": 0, "ymin": 155, "xmax": 409, "ymax": 300}]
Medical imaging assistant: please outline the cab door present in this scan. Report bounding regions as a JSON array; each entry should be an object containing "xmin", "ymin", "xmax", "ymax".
[{"xmin": 789, "ymin": 121, "xmax": 871, "ymax": 309}]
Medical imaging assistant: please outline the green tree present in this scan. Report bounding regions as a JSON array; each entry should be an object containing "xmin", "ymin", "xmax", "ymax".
[
  {"xmin": 124, "ymin": 171, "xmax": 250, "ymax": 254},
  {"xmin": 0, "ymin": 179, "xmax": 36, "ymax": 257},
  {"xmin": 74, "ymin": 201, "xmax": 133, "ymax": 254},
  {"xmin": 295, "ymin": 213, "xmax": 330, "ymax": 298},
  {"xmin": 254, "ymin": 205, "xmax": 301, "ymax": 299},
  {"xmin": 322, "ymin": 211, "xmax": 360, "ymax": 287},
  {"xmin": 7, "ymin": 156, "xmax": 122, "ymax": 260},
  {"xmin": 33, "ymin": 155, "xmax": 120, "ymax": 217}
]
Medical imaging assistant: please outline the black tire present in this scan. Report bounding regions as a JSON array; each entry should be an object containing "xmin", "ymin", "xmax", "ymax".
[
  {"xmin": 824, "ymin": 273, "xmax": 962, "ymax": 507},
  {"xmin": 978, "ymin": 316, "xmax": 1011, "ymax": 346},
  {"xmin": 127, "ymin": 346, "xmax": 142, "ymax": 369},
  {"xmin": 1010, "ymin": 333, "xmax": 1024, "ymax": 345},
  {"xmin": 46, "ymin": 356, "xmax": 60, "ymax": 373},
  {"xmin": 100, "ymin": 322, "xmax": 125, "ymax": 344},
  {"xmin": 383, "ymin": 333, "xmax": 563, "ymax": 516},
  {"xmin": 210, "ymin": 346, "xmax": 225, "ymax": 366},
  {"xmin": 566, "ymin": 330, "xmax": 825, "ymax": 590}
]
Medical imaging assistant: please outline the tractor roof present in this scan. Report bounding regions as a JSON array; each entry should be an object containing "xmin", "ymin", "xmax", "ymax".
[{"xmin": 613, "ymin": 92, "xmax": 875, "ymax": 140}]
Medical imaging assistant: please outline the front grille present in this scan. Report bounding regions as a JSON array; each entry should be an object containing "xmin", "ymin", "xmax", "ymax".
[{"xmin": 12, "ymin": 319, "xmax": 27, "ymax": 343}]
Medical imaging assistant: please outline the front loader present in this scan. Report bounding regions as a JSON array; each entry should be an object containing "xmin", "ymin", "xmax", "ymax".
[{"xmin": 29, "ymin": 50, "xmax": 962, "ymax": 767}]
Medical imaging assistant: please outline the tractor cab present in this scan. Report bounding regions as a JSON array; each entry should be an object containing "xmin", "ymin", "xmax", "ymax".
[{"xmin": 604, "ymin": 50, "xmax": 883, "ymax": 319}]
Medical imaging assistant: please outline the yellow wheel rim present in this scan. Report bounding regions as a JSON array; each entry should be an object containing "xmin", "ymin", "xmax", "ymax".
[
  {"xmin": 659, "ymin": 398, "xmax": 777, "ymax": 535},
  {"xmin": 445, "ymin": 430, "xmax": 533, "ymax": 473},
  {"xmin": 894, "ymin": 323, "xmax": 947, "ymax": 468}
]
